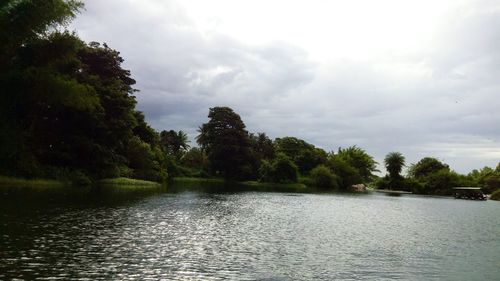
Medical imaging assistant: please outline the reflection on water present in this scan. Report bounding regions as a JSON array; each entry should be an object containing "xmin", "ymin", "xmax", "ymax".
[{"xmin": 1, "ymin": 184, "xmax": 499, "ymax": 280}]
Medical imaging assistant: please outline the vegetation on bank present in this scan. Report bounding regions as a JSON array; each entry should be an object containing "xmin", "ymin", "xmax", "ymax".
[
  {"xmin": 98, "ymin": 177, "xmax": 160, "ymax": 187},
  {"xmin": 0, "ymin": 175, "xmax": 65, "ymax": 187},
  {"xmin": 1, "ymin": 1, "xmax": 498, "ymax": 198},
  {"xmin": 490, "ymin": 189, "xmax": 500, "ymax": 201}
]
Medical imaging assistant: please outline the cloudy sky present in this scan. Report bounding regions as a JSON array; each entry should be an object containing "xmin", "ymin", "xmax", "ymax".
[{"xmin": 71, "ymin": 0, "xmax": 500, "ymax": 173}]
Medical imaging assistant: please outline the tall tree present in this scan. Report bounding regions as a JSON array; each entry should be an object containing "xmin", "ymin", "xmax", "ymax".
[
  {"xmin": 196, "ymin": 107, "xmax": 253, "ymax": 179},
  {"xmin": 0, "ymin": 0, "xmax": 83, "ymax": 68},
  {"xmin": 335, "ymin": 146, "xmax": 378, "ymax": 182},
  {"xmin": 384, "ymin": 152, "xmax": 405, "ymax": 179}
]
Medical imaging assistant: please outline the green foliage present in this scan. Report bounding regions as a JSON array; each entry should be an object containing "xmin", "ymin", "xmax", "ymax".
[
  {"xmin": 179, "ymin": 147, "xmax": 210, "ymax": 177},
  {"xmin": 196, "ymin": 107, "xmax": 256, "ymax": 180},
  {"xmin": 249, "ymin": 132, "xmax": 275, "ymax": 161},
  {"xmin": 419, "ymin": 169, "xmax": 462, "ymax": 195},
  {"xmin": 335, "ymin": 146, "xmax": 378, "ymax": 182},
  {"xmin": 490, "ymin": 189, "xmax": 500, "ymax": 201},
  {"xmin": 259, "ymin": 153, "xmax": 298, "ymax": 184},
  {"xmin": 467, "ymin": 165, "xmax": 500, "ymax": 193},
  {"xmin": 374, "ymin": 175, "xmax": 423, "ymax": 192},
  {"xmin": 160, "ymin": 129, "xmax": 190, "ymax": 159},
  {"xmin": 274, "ymin": 137, "xmax": 327, "ymax": 174},
  {"xmin": 408, "ymin": 157, "xmax": 449, "ymax": 178},
  {"xmin": 126, "ymin": 136, "xmax": 167, "ymax": 182},
  {"xmin": 0, "ymin": 0, "xmax": 83, "ymax": 67},
  {"xmin": 309, "ymin": 165, "xmax": 339, "ymax": 189},
  {"xmin": 384, "ymin": 152, "xmax": 405, "ymax": 179},
  {"xmin": 326, "ymin": 155, "xmax": 362, "ymax": 190},
  {"xmin": 0, "ymin": 30, "xmax": 167, "ymax": 182}
]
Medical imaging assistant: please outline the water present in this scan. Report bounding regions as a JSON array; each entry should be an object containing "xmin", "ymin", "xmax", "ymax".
[{"xmin": 1, "ymin": 185, "xmax": 499, "ymax": 280}]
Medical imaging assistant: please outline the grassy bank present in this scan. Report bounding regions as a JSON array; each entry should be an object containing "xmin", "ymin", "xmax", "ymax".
[
  {"xmin": 98, "ymin": 177, "xmax": 161, "ymax": 187},
  {"xmin": 0, "ymin": 175, "xmax": 65, "ymax": 188}
]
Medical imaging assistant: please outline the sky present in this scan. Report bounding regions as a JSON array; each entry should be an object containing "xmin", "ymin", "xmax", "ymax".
[{"xmin": 71, "ymin": 0, "xmax": 500, "ymax": 174}]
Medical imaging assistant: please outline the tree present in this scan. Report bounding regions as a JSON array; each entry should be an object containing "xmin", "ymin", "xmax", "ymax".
[
  {"xmin": 384, "ymin": 152, "xmax": 405, "ymax": 179},
  {"xmin": 160, "ymin": 130, "xmax": 190, "ymax": 158},
  {"xmin": 196, "ymin": 107, "xmax": 254, "ymax": 179},
  {"xmin": 408, "ymin": 157, "xmax": 449, "ymax": 178},
  {"xmin": 326, "ymin": 155, "xmax": 362, "ymax": 189},
  {"xmin": 274, "ymin": 137, "xmax": 327, "ymax": 174},
  {"xmin": 0, "ymin": 0, "xmax": 83, "ymax": 68},
  {"xmin": 0, "ymin": 31, "xmax": 166, "ymax": 181},
  {"xmin": 335, "ymin": 146, "xmax": 378, "ymax": 182},
  {"xmin": 310, "ymin": 165, "xmax": 338, "ymax": 189},
  {"xmin": 249, "ymin": 132, "xmax": 275, "ymax": 161}
]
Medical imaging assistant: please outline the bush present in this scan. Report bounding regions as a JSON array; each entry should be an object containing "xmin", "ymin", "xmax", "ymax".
[
  {"xmin": 310, "ymin": 165, "xmax": 338, "ymax": 189},
  {"xmin": 259, "ymin": 154, "xmax": 298, "ymax": 184},
  {"xmin": 491, "ymin": 189, "xmax": 500, "ymax": 201}
]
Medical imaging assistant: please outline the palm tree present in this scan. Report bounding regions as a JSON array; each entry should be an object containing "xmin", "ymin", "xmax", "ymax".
[
  {"xmin": 160, "ymin": 130, "xmax": 190, "ymax": 158},
  {"xmin": 384, "ymin": 152, "xmax": 405, "ymax": 179}
]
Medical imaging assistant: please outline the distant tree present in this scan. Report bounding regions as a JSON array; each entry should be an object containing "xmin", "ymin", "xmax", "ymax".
[
  {"xmin": 180, "ymin": 147, "xmax": 210, "ymax": 176},
  {"xmin": 196, "ymin": 107, "xmax": 254, "ymax": 179},
  {"xmin": 408, "ymin": 157, "xmax": 449, "ymax": 178},
  {"xmin": 384, "ymin": 152, "xmax": 405, "ymax": 179},
  {"xmin": 274, "ymin": 137, "xmax": 327, "ymax": 174},
  {"xmin": 335, "ymin": 146, "xmax": 378, "ymax": 182},
  {"xmin": 249, "ymin": 132, "xmax": 275, "ymax": 161},
  {"xmin": 326, "ymin": 155, "xmax": 362, "ymax": 189}
]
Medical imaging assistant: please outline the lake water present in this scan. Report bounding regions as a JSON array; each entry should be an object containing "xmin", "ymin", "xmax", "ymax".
[{"xmin": 1, "ymin": 185, "xmax": 499, "ymax": 280}]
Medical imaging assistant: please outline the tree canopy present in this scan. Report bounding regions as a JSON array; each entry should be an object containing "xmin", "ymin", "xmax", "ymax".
[
  {"xmin": 384, "ymin": 152, "xmax": 405, "ymax": 178},
  {"xmin": 196, "ymin": 107, "xmax": 255, "ymax": 179}
]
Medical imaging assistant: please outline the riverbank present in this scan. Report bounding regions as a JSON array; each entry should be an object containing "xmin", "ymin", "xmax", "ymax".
[
  {"xmin": 0, "ymin": 175, "xmax": 66, "ymax": 188},
  {"xmin": 98, "ymin": 177, "xmax": 161, "ymax": 187},
  {"xmin": 0, "ymin": 175, "xmax": 160, "ymax": 189}
]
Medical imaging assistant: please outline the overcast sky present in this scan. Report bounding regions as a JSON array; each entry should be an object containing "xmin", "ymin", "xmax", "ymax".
[{"xmin": 71, "ymin": 0, "xmax": 500, "ymax": 174}]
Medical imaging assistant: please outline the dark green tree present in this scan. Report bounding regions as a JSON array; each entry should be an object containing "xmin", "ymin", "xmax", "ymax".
[
  {"xmin": 249, "ymin": 132, "xmax": 275, "ymax": 161},
  {"xmin": 0, "ymin": 0, "xmax": 83, "ymax": 67},
  {"xmin": 326, "ymin": 154, "xmax": 362, "ymax": 189},
  {"xmin": 259, "ymin": 153, "xmax": 298, "ymax": 184},
  {"xmin": 274, "ymin": 137, "xmax": 327, "ymax": 174},
  {"xmin": 196, "ymin": 107, "xmax": 254, "ymax": 179},
  {"xmin": 335, "ymin": 146, "xmax": 378, "ymax": 182},
  {"xmin": 384, "ymin": 152, "xmax": 405, "ymax": 179},
  {"xmin": 160, "ymin": 130, "xmax": 190, "ymax": 158},
  {"xmin": 408, "ymin": 157, "xmax": 449, "ymax": 178},
  {"xmin": 310, "ymin": 165, "xmax": 338, "ymax": 189}
]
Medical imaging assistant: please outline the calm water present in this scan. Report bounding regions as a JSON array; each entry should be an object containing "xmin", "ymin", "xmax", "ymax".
[{"xmin": 1, "ymin": 185, "xmax": 499, "ymax": 280}]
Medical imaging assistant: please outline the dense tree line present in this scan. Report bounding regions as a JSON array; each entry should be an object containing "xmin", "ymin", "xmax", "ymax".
[
  {"xmin": 2, "ymin": 1, "xmax": 498, "ymax": 196},
  {"xmin": 0, "ymin": 1, "xmax": 166, "ymax": 183},
  {"xmin": 375, "ymin": 153, "xmax": 500, "ymax": 196}
]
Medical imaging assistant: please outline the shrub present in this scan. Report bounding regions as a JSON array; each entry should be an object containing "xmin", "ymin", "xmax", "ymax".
[
  {"xmin": 259, "ymin": 154, "xmax": 298, "ymax": 184},
  {"xmin": 491, "ymin": 189, "xmax": 500, "ymax": 201},
  {"xmin": 310, "ymin": 165, "xmax": 338, "ymax": 189}
]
